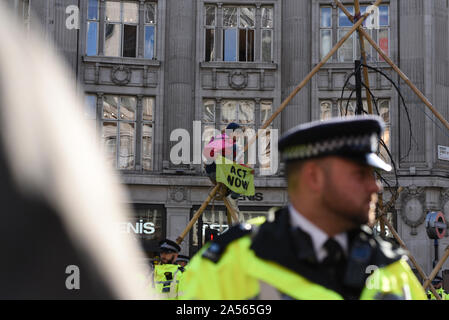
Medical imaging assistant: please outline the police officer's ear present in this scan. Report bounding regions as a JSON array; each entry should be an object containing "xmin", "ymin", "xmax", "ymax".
[{"xmin": 301, "ymin": 159, "xmax": 327, "ymax": 193}]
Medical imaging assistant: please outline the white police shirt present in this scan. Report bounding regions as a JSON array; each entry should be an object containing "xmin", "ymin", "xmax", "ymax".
[{"xmin": 288, "ymin": 204, "xmax": 348, "ymax": 263}]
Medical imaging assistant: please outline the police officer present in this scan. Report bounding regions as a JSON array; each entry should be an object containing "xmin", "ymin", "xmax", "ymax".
[
  {"xmin": 176, "ymin": 255, "xmax": 190, "ymax": 268},
  {"xmin": 182, "ymin": 115, "xmax": 426, "ymax": 300},
  {"xmin": 427, "ymin": 276, "xmax": 449, "ymax": 300},
  {"xmin": 151, "ymin": 239, "xmax": 185, "ymax": 300}
]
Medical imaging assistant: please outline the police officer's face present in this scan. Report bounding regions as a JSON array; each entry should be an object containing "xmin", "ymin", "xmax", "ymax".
[
  {"xmin": 319, "ymin": 157, "xmax": 381, "ymax": 226},
  {"xmin": 160, "ymin": 251, "xmax": 178, "ymax": 264}
]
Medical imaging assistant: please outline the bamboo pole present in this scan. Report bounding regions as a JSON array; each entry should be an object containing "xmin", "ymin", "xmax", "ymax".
[
  {"xmin": 226, "ymin": 208, "xmax": 233, "ymax": 226},
  {"xmin": 176, "ymin": 183, "xmax": 221, "ymax": 244},
  {"xmin": 176, "ymin": 1, "xmax": 382, "ymax": 244},
  {"xmin": 380, "ymin": 215, "xmax": 441, "ymax": 299},
  {"xmin": 354, "ymin": 0, "xmax": 374, "ymax": 115},
  {"xmin": 335, "ymin": 0, "xmax": 449, "ymax": 132},
  {"xmin": 423, "ymin": 246, "xmax": 449, "ymax": 291},
  {"xmin": 223, "ymin": 198, "xmax": 240, "ymax": 224}
]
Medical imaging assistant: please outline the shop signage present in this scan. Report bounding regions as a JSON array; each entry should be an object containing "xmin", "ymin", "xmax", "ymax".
[
  {"xmin": 118, "ymin": 220, "xmax": 155, "ymax": 235},
  {"xmin": 438, "ymin": 145, "xmax": 449, "ymax": 161}
]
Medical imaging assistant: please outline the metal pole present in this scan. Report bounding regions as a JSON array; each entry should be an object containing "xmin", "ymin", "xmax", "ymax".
[
  {"xmin": 434, "ymin": 239, "xmax": 439, "ymax": 269},
  {"xmin": 423, "ymin": 246, "xmax": 449, "ymax": 291},
  {"xmin": 355, "ymin": 60, "xmax": 363, "ymax": 115},
  {"xmin": 354, "ymin": 0, "xmax": 374, "ymax": 114}
]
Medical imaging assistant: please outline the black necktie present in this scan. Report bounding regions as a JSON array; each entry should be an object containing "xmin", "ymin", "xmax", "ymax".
[{"xmin": 322, "ymin": 238, "xmax": 346, "ymax": 281}]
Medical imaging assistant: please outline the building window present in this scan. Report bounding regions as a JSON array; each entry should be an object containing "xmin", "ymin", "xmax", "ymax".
[
  {"xmin": 320, "ymin": 100, "xmax": 333, "ymax": 121},
  {"xmin": 87, "ymin": 0, "xmax": 100, "ymax": 56},
  {"xmin": 204, "ymin": 4, "xmax": 273, "ymax": 62},
  {"xmin": 86, "ymin": 0, "xmax": 157, "ymax": 59},
  {"xmin": 201, "ymin": 99, "xmax": 274, "ymax": 173},
  {"xmin": 128, "ymin": 206, "xmax": 164, "ymax": 241},
  {"xmin": 100, "ymin": 95, "xmax": 154, "ymax": 171},
  {"xmin": 320, "ymin": 4, "xmax": 389, "ymax": 62},
  {"xmin": 204, "ymin": 5, "xmax": 216, "ymax": 62},
  {"xmin": 84, "ymin": 94, "xmax": 97, "ymax": 120},
  {"xmin": 104, "ymin": 1, "xmax": 138, "ymax": 57},
  {"xmin": 144, "ymin": 1, "xmax": 156, "ymax": 59},
  {"xmin": 142, "ymin": 97, "xmax": 154, "ymax": 171},
  {"xmin": 223, "ymin": 6, "xmax": 255, "ymax": 62},
  {"xmin": 261, "ymin": 6, "xmax": 273, "ymax": 62},
  {"xmin": 320, "ymin": 7, "xmax": 332, "ymax": 60},
  {"xmin": 335, "ymin": 99, "xmax": 391, "ymax": 163}
]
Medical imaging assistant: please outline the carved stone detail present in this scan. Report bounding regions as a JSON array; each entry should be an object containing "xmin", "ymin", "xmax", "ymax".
[
  {"xmin": 400, "ymin": 186, "xmax": 426, "ymax": 235},
  {"xmin": 229, "ymin": 71, "xmax": 248, "ymax": 89},
  {"xmin": 169, "ymin": 186, "xmax": 187, "ymax": 203},
  {"xmin": 111, "ymin": 65, "xmax": 131, "ymax": 85}
]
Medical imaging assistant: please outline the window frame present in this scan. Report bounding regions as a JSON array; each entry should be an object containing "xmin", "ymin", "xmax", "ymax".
[
  {"xmin": 86, "ymin": 0, "xmax": 158, "ymax": 59},
  {"xmin": 142, "ymin": 97, "xmax": 155, "ymax": 171},
  {"xmin": 319, "ymin": 3, "xmax": 390, "ymax": 63},
  {"xmin": 104, "ymin": 1, "xmax": 140, "ymax": 58},
  {"xmin": 144, "ymin": 1, "xmax": 157, "ymax": 59},
  {"xmin": 203, "ymin": 3, "xmax": 274, "ymax": 63},
  {"xmin": 261, "ymin": 5, "xmax": 274, "ymax": 62},
  {"xmin": 87, "ymin": 93, "xmax": 156, "ymax": 172},
  {"xmin": 204, "ymin": 4, "xmax": 217, "ymax": 62}
]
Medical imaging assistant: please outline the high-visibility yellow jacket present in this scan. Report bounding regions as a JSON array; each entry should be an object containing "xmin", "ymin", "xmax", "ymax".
[
  {"xmin": 151, "ymin": 264, "xmax": 185, "ymax": 300},
  {"xmin": 182, "ymin": 207, "xmax": 426, "ymax": 300},
  {"xmin": 427, "ymin": 288, "xmax": 449, "ymax": 300}
]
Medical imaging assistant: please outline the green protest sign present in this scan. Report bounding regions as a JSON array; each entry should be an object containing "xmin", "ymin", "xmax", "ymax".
[{"xmin": 215, "ymin": 156, "xmax": 255, "ymax": 196}]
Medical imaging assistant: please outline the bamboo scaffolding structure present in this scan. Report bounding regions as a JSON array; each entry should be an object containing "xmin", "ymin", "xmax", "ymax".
[
  {"xmin": 335, "ymin": 0, "xmax": 449, "ymax": 132},
  {"xmin": 223, "ymin": 197, "xmax": 240, "ymax": 224},
  {"xmin": 379, "ymin": 215, "xmax": 442, "ymax": 300},
  {"xmin": 423, "ymin": 246, "xmax": 449, "ymax": 291},
  {"xmin": 176, "ymin": 183, "xmax": 221, "ymax": 244},
  {"xmin": 176, "ymin": 0, "xmax": 383, "ymax": 245},
  {"xmin": 354, "ymin": 0, "xmax": 374, "ymax": 115},
  {"xmin": 226, "ymin": 208, "xmax": 233, "ymax": 226},
  {"xmin": 335, "ymin": 0, "xmax": 446, "ymax": 299}
]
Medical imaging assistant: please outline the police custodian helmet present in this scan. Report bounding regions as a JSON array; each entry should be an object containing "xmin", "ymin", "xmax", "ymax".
[
  {"xmin": 158, "ymin": 239, "xmax": 181, "ymax": 253},
  {"xmin": 278, "ymin": 115, "xmax": 392, "ymax": 172}
]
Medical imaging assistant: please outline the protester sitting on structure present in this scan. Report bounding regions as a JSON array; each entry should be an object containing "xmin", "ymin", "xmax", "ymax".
[{"xmin": 203, "ymin": 122, "xmax": 243, "ymax": 201}]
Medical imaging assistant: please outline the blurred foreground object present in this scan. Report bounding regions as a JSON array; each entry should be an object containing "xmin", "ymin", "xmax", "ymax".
[{"xmin": 0, "ymin": 2, "xmax": 151, "ymax": 299}]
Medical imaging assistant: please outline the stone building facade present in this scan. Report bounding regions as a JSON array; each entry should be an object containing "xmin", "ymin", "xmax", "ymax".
[{"xmin": 6, "ymin": 0, "xmax": 449, "ymax": 279}]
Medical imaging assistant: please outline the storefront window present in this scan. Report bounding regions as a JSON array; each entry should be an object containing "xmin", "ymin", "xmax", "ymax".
[
  {"xmin": 124, "ymin": 205, "xmax": 165, "ymax": 259},
  {"xmin": 190, "ymin": 206, "xmax": 271, "ymax": 255}
]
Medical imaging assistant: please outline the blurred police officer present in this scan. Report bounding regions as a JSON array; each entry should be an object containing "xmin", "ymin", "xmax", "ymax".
[
  {"xmin": 183, "ymin": 115, "xmax": 426, "ymax": 300},
  {"xmin": 176, "ymin": 255, "xmax": 190, "ymax": 268},
  {"xmin": 0, "ymin": 2, "xmax": 150, "ymax": 299},
  {"xmin": 151, "ymin": 239, "xmax": 185, "ymax": 299},
  {"xmin": 427, "ymin": 276, "xmax": 449, "ymax": 300}
]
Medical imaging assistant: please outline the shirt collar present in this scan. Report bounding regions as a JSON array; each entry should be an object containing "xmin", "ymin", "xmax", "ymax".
[{"xmin": 288, "ymin": 204, "xmax": 348, "ymax": 262}]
